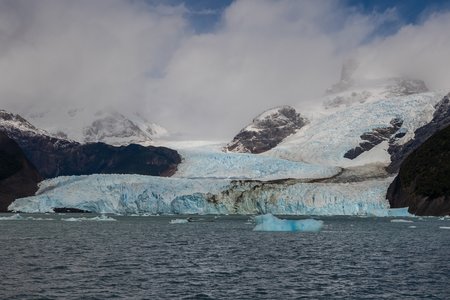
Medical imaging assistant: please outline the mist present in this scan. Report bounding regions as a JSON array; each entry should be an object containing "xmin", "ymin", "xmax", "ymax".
[{"xmin": 0, "ymin": 0, "xmax": 449, "ymax": 139}]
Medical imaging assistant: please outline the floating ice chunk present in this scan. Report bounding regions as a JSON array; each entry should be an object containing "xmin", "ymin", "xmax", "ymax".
[
  {"xmin": 253, "ymin": 214, "xmax": 323, "ymax": 232},
  {"xmin": 369, "ymin": 207, "xmax": 413, "ymax": 217},
  {"xmin": 62, "ymin": 215, "xmax": 116, "ymax": 222},
  {"xmin": 0, "ymin": 214, "xmax": 54, "ymax": 221},
  {"xmin": 170, "ymin": 218, "xmax": 190, "ymax": 224},
  {"xmin": 0, "ymin": 214, "xmax": 23, "ymax": 220},
  {"xmin": 408, "ymin": 226, "xmax": 417, "ymax": 228},
  {"xmin": 387, "ymin": 208, "xmax": 413, "ymax": 217},
  {"xmin": 439, "ymin": 226, "xmax": 450, "ymax": 230},
  {"xmin": 390, "ymin": 219, "xmax": 414, "ymax": 223}
]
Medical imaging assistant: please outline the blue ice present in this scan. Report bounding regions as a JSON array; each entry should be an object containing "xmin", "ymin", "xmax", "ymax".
[{"xmin": 253, "ymin": 214, "xmax": 323, "ymax": 232}]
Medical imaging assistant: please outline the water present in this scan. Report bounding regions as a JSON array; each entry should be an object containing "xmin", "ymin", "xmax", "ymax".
[{"xmin": 1, "ymin": 214, "xmax": 449, "ymax": 299}]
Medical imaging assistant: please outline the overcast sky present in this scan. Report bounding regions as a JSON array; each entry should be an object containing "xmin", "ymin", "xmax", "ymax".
[{"xmin": 0, "ymin": 0, "xmax": 450, "ymax": 139}]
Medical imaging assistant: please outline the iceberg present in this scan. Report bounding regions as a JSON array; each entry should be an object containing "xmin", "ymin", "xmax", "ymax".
[
  {"xmin": 253, "ymin": 214, "xmax": 323, "ymax": 232},
  {"xmin": 170, "ymin": 218, "xmax": 190, "ymax": 224},
  {"xmin": 390, "ymin": 219, "xmax": 414, "ymax": 223}
]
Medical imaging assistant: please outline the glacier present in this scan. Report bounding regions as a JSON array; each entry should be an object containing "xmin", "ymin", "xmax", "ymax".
[
  {"xmin": 253, "ymin": 214, "xmax": 323, "ymax": 232},
  {"xmin": 267, "ymin": 92, "xmax": 442, "ymax": 167},
  {"xmin": 174, "ymin": 148, "xmax": 340, "ymax": 180},
  {"xmin": 9, "ymin": 90, "xmax": 443, "ymax": 217},
  {"xmin": 10, "ymin": 174, "xmax": 396, "ymax": 216}
]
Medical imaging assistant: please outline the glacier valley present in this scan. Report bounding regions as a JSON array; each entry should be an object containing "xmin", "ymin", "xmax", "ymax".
[{"xmin": 8, "ymin": 88, "xmax": 444, "ymax": 216}]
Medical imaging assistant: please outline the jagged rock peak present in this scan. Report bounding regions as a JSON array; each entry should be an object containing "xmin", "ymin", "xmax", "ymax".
[
  {"xmin": 324, "ymin": 59, "xmax": 429, "ymax": 110},
  {"xmin": 326, "ymin": 58, "xmax": 359, "ymax": 94},
  {"xmin": 225, "ymin": 106, "xmax": 307, "ymax": 154}
]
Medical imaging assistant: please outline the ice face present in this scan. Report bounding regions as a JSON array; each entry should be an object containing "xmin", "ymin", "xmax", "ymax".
[
  {"xmin": 253, "ymin": 214, "xmax": 323, "ymax": 232},
  {"xmin": 10, "ymin": 174, "xmax": 395, "ymax": 216}
]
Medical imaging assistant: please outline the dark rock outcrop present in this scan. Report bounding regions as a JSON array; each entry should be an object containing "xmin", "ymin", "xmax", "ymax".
[
  {"xmin": 225, "ymin": 106, "xmax": 307, "ymax": 154},
  {"xmin": 0, "ymin": 132, "xmax": 42, "ymax": 212},
  {"xmin": 386, "ymin": 124, "xmax": 450, "ymax": 216},
  {"xmin": 388, "ymin": 93, "xmax": 450, "ymax": 172},
  {"xmin": 344, "ymin": 118, "xmax": 403, "ymax": 159},
  {"xmin": 0, "ymin": 110, "xmax": 181, "ymax": 179}
]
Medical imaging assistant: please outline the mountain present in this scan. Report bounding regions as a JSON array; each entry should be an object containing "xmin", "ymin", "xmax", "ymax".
[
  {"xmin": 225, "ymin": 106, "xmax": 307, "ymax": 153},
  {"xmin": 387, "ymin": 93, "xmax": 450, "ymax": 172},
  {"xmin": 0, "ymin": 132, "xmax": 42, "ymax": 212},
  {"xmin": 387, "ymin": 124, "xmax": 450, "ymax": 216},
  {"xmin": 324, "ymin": 59, "xmax": 429, "ymax": 109},
  {"xmin": 0, "ymin": 109, "xmax": 181, "ymax": 178},
  {"xmin": 7, "ymin": 60, "xmax": 450, "ymax": 216},
  {"xmin": 22, "ymin": 106, "xmax": 167, "ymax": 146}
]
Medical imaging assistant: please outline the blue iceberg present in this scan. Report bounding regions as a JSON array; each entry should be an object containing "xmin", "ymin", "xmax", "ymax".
[{"xmin": 253, "ymin": 214, "xmax": 323, "ymax": 232}]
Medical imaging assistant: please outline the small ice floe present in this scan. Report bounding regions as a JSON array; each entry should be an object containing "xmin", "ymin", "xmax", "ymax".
[
  {"xmin": 62, "ymin": 215, "xmax": 116, "ymax": 222},
  {"xmin": 0, "ymin": 214, "xmax": 54, "ymax": 221},
  {"xmin": 408, "ymin": 226, "xmax": 417, "ymax": 229},
  {"xmin": 170, "ymin": 218, "xmax": 190, "ymax": 224},
  {"xmin": 439, "ymin": 226, "xmax": 450, "ymax": 230},
  {"xmin": 253, "ymin": 214, "xmax": 323, "ymax": 232},
  {"xmin": 390, "ymin": 219, "xmax": 414, "ymax": 223},
  {"xmin": 0, "ymin": 214, "xmax": 24, "ymax": 220}
]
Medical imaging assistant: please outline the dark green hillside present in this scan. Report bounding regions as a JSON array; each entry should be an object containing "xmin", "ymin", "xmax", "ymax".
[
  {"xmin": 0, "ymin": 132, "xmax": 42, "ymax": 211},
  {"xmin": 387, "ymin": 124, "xmax": 450, "ymax": 215}
]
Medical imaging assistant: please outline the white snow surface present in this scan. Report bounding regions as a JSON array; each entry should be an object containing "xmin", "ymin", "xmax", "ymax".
[{"xmin": 267, "ymin": 92, "xmax": 442, "ymax": 167}]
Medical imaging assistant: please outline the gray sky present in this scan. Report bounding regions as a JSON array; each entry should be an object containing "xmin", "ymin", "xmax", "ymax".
[{"xmin": 0, "ymin": 0, "xmax": 449, "ymax": 139}]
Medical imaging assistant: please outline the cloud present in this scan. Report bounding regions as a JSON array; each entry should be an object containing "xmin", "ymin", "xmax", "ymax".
[
  {"xmin": 0, "ymin": 0, "xmax": 449, "ymax": 139},
  {"xmin": 150, "ymin": 0, "xmax": 389, "ymax": 137},
  {"xmin": 0, "ymin": 0, "xmax": 187, "ymax": 112},
  {"xmin": 354, "ymin": 12, "xmax": 450, "ymax": 90}
]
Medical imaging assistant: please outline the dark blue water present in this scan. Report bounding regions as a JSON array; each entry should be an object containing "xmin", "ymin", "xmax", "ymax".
[{"xmin": 0, "ymin": 214, "xmax": 449, "ymax": 299}]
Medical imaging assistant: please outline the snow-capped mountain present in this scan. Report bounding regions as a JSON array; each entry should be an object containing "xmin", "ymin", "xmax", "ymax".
[
  {"xmin": 0, "ymin": 109, "xmax": 181, "ymax": 179},
  {"xmin": 225, "ymin": 106, "xmax": 307, "ymax": 153},
  {"xmin": 0, "ymin": 109, "xmax": 53, "ymax": 139},
  {"xmin": 324, "ymin": 59, "xmax": 429, "ymax": 109},
  {"xmin": 8, "ymin": 61, "xmax": 450, "ymax": 216},
  {"xmin": 23, "ymin": 106, "xmax": 168, "ymax": 146}
]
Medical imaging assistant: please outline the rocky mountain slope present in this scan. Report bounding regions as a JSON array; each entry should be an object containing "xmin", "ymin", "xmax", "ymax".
[
  {"xmin": 225, "ymin": 106, "xmax": 307, "ymax": 153},
  {"xmin": 387, "ymin": 124, "xmax": 450, "ymax": 216},
  {"xmin": 0, "ymin": 132, "xmax": 41, "ymax": 212},
  {"xmin": 0, "ymin": 110, "xmax": 181, "ymax": 178},
  {"xmin": 388, "ymin": 93, "xmax": 450, "ymax": 172}
]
